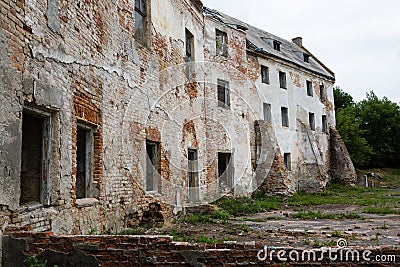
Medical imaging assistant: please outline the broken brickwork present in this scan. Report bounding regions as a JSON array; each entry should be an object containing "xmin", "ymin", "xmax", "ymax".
[{"xmin": 0, "ymin": 0, "xmax": 356, "ymax": 264}]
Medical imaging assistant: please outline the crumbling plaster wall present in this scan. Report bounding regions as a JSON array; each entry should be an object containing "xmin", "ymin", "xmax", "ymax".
[
  {"xmin": 1, "ymin": 0, "xmax": 209, "ymax": 246},
  {"xmin": 246, "ymin": 52, "xmax": 336, "ymax": 193}
]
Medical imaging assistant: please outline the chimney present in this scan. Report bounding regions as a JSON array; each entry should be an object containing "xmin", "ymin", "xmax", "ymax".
[{"xmin": 292, "ymin": 37, "xmax": 303, "ymax": 47}]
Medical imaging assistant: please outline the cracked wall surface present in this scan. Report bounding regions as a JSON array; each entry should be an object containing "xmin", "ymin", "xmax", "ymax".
[{"xmin": 0, "ymin": 0, "xmax": 348, "ymax": 264}]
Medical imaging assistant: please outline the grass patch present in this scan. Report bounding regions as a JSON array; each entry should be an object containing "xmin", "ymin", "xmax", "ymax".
[
  {"xmin": 331, "ymin": 230, "xmax": 346, "ymax": 238},
  {"xmin": 209, "ymin": 170, "xmax": 400, "ymax": 218},
  {"xmin": 176, "ymin": 214, "xmax": 215, "ymax": 224},
  {"xmin": 214, "ymin": 195, "xmax": 283, "ymax": 217},
  {"xmin": 363, "ymin": 206, "xmax": 400, "ymax": 215},
  {"xmin": 118, "ymin": 227, "xmax": 146, "ymax": 235},
  {"xmin": 196, "ymin": 235, "xmax": 230, "ymax": 244},
  {"xmin": 292, "ymin": 211, "xmax": 364, "ymax": 220}
]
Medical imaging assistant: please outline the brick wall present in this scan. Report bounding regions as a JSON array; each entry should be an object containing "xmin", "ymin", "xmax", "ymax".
[{"xmin": 2, "ymin": 228, "xmax": 399, "ymax": 267}]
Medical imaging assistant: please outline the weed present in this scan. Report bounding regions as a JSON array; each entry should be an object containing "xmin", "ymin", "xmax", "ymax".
[
  {"xmin": 118, "ymin": 227, "xmax": 146, "ymax": 235},
  {"xmin": 313, "ymin": 239, "xmax": 322, "ymax": 248},
  {"xmin": 292, "ymin": 211, "xmax": 364, "ymax": 220},
  {"xmin": 177, "ymin": 214, "xmax": 215, "ymax": 224},
  {"xmin": 331, "ymin": 230, "xmax": 346, "ymax": 238},
  {"xmin": 363, "ymin": 206, "xmax": 400, "ymax": 215},
  {"xmin": 24, "ymin": 256, "xmax": 47, "ymax": 267},
  {"xmin": 378, "ymin": 221, "xmax": 389, "ymax": 230},
  {"xmin": 213, "ymin": 210, "xmax": 231, "ymax": 221}
]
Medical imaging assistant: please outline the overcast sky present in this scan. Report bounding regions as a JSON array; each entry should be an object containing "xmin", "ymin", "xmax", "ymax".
[{"xmin": 202, "ymin": 0, "xmax": 400, "ymax": 103}]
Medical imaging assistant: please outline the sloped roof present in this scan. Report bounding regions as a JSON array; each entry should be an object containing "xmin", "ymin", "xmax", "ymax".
[{"xmin": 203, "ymin": 7, "xmax": 335, "ymax": 81}]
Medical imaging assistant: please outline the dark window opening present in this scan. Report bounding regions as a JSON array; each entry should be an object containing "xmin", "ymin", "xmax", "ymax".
[
  {"xmin": 216, "ymin": 29, "xmax": 227, "ymax": 57},
  {"xmin": 279, "ymin": 71, "xmax": 287, "ymax": 89},
  {"xmin": 261, "ymin": 65, "xmax": 269, "ymax": 84},
  {"xmin": 218, "ymin": 152, "xmax": 233, "ymax": 192},
  {"xmin": 281, "ymin": 107, "xmax": 289, "ymax": 127},
  {"xmin": 20, "ymin": 111, "xmax": 49, "ymax": 205},
  {"xmin": 273, "ymin": 40, "xmax": 281, "ymax": 51},
  {"xmin": 188, "ymin": 149, "xmax": 199, "ymax": 202},
  {"xmin": 146, "ymin": 141, "xmax": 160, "ymax": 192},
  {"xmin": 284, "ymin": 153, "xmax": 291, "ymax": 171},
  {"xmin": 322, "ymin": 115, "xmax": 327, "ymax": 133},
  {"xmin": 134, "ymin": 0, "xmax": 147, "ymax": 45},
  {"xmin": 320, "ymin": 83, "xmax": 325, "ymax": 101},
  {"xmin": 217, "ymin": 79, "xmax": 230, "ymax": 108},
  {"xmin": 309, "ymin": 112, "xmax": 315, "ymax": 131},
  {"xmin": 263, "ymin": 103, "xmax": 272, "ymax": 124},
  {"xmin": 306, "ymin": 80, "xmax": 313, "ymax": 96},
  {"xmin": 303, "ymin": 53, "xmax": 310, "ymax": 63},
  {"xmin": 76, "ymin": 126, "xmax": 93, "ymax": 199},
  {"xmin": 185, "ymin": 29, "xmax": 194, "ymax": 79}
]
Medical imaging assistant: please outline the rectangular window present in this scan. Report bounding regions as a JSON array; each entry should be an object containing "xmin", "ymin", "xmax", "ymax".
[
  {"xmin": 263, "ymin": 103, "xmax": 272, "ymax": 124},
  {"xmin": 261, "ymin": 65, "xmax": 269, "ymax": 84},
  {"xmin": 188, "ymin": 149, "xmax": 199, "ymax": 203},
  {"xmin": 146, "ymin": 141, "xmax": 160, "ymax": 192},
  {"xmin": 217, "ymin": 79, "xmax": 230, "ymax": 108},
  {"xmin": 20, "ymin": 110, "xmax": 51, "ymax": 206},
  {"xmin": 273, "ymin": 40, "xmax": 281, "ymax": 51},
  {"xmin": 322, "ymin": 115, "xmax": 327, "ymax": 133},
  {"xmin": 306, "ymin": 80, "xmax": 313, "ymax": 96},
  {"xmin": 186, "ymin": 29, "xmax": 194, "ymax": 79},
  {"xmin": 281, "ymin": 107, "xmax": 289, "ymax": 127},
  {"xmin": 309, "ymin": 112, "xmax": 315, "ymax": 131},
  {"xmin": 216, "ymin": 29, "xmax": 227, "ymax": 57},
  {"xmin": 303, "ymin": 53, "xmax": 310, "ymax": 63},
  {"xmin": 218, "ymin": 152, "xmax": 233, "ymax": 192},
  {"xmin": 76, "ymin": 125, "xmax": 94, "ymax": 199},
  {"xmin": 134, "ymin": 0, "xmax": 147, "ymax": 45},
  {"xmin": 320, "ymin": 83, "xmax": 325, "ymax": 101},
  {"xmin": 279, "ymin": 71, "xmax": 287, "ymax": 89},
  {"xmin": 284, "ymin": 153, "xmax": 291, "ymax": 171}
]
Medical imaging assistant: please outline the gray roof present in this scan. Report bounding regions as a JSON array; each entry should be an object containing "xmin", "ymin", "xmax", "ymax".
[{"xmin": 203, "ymin": 7, "xmax": 335, "ymax": 81}]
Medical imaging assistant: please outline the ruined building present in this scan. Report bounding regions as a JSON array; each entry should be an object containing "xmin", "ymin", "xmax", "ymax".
[{"xmin": 0, "ymin": 0, "xmax": 356, "ymax": 261}]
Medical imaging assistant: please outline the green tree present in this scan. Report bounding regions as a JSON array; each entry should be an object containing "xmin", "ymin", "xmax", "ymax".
[
  {"xmin": 336, "ymin": 105, "xmax": 372, "ymax": 168},
  {"xmin": 333, "ymin": 87, "xmax": 354, "ymax": 111},
  {"xmin": 356, "ymin": 91, "xmax": 400, "ymax": 167}
]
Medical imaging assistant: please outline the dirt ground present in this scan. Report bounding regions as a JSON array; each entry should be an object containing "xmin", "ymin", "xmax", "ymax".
[{"xmin": 148, "ymin": 204, "xmax": 400, "ymax": 250}]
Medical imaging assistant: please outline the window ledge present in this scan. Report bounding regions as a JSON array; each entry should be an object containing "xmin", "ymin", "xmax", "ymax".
[
  {"xmin": 18, "ymin": 202, "xmax": 44, "ymax": 212},
  {"xmin": 76, "ymin": 198, "xmax": 99, "ymax": 208}
]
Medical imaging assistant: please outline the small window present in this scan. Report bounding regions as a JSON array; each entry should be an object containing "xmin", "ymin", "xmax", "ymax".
[
  {"xmin": 306, "ymin": 80, "xmax": 313, "ymax": 96},
  {"xmin": 322, "ymin": 115, "xmax": 327, "ymax": 133},
  {"xmin": 20, "ymin": 110, "xmax": 51, "ymax": 206},
  {"xmin": 273, "ymin": 40, "xmax": 281, "ymax": 51},
  {"xmin": 146, "ymin": 141, "xmax": 160, "ymax": 192},
  {"xmin": 185, "ymin": 29, "xmax": 194, "ymax": 79},
  {"xmin": 261, "ymin": 65, "xmax": 269, "ymax": 84},
  {"xmin": 217, "ymin": 79, "xmax": 230, "ymax": 108},
  {"xmin": 320, "ymin": 83, "xmax": 325, "ymax": 101},
  {"xmin": 216, "ymin": 29, "xmax": 227, "ymax": 57},
  {"xmin": 309, "ymin": 112, "xmax": 315, "ymax": 131},
  {"xmin": 76, "ymin": 125, "xmax": 94, "ymax": 199},
  {"xmin": 188, "ymin": 149, "xmax": 199, "ymax": 203},
  {"xmin": 263, "ymin": 103, "xmax": 272, "ymax": 124},
  {"xmin": 279, "ymin": 71, "xmax": 287, "ymax": 89},
  {"xmin": 303, "ymin": 53, "xmax": 310, "ymax": 63},
  {"xmin": 281, "ymin": 107, "xmax": 289, "ymax": 127},
  {"xmin": 134, "ymin": 0, "xmax": 148, "ymax": 45},
  {"xmin": 284, "ymin": 153, "xmax": 291, "ymax": 171}
]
